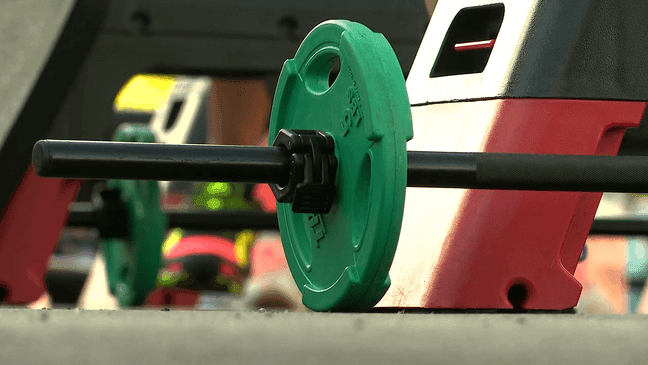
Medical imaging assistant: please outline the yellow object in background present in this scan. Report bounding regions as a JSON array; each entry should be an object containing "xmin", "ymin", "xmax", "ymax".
[
  {"xmin": 114, "ymin": 74, "xmax": 177, "ymax": 112},
  {"xmin": 234, "ymin": 230, "xmax": 256, "ymax": 268},
  {"xmin": 162, "ymin": 228, "xmax": 184, "ymax": 256}
]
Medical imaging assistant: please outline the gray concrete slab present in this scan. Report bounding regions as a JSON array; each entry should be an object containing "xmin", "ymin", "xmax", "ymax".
[{"xmin": 0, "ymin": 309, "xmax": 647, "ymax": 364}]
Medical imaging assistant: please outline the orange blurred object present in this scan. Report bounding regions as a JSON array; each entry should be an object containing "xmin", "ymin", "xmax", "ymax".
[
  {"xmin": 575, "ymin": 235, "xmax": 628, "ymax": 313},
  {"xmin": 208, "ymin": 79, "xmax": 271, "ymax": 146}
]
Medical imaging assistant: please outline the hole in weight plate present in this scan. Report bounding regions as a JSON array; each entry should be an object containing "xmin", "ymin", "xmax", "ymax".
[
  {"xmin": 328, "ymin": 57, "xmax": 340, "ymax": 88},
  {"xmin": 304, "ymin": 51, "xmax": 341, "ymax": 94}
]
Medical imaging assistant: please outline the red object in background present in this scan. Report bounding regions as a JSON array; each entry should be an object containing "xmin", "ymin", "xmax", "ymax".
[
  {"xmin": 249, "ymin": 237, "xmax": 288, "ymax": 278},
  {"xmin": 146, "ymin": 288, "xmax": 200, "ymax": 307},
  {"xmin": 454, "ymin": 39, "xmax": 496, "ymax": 52},
  {"xmin": 145, "ymin": 235, "xmax": 239, "ymax": 307},
  {"xmin": 0, "ymin": 167, "xmax": 80, "ymax": 304},
  {"xmin": 219, "ymin": 263, "xmax": 238, "ymax": 277},
  {"xmin": 162, "ymin": 192, "xmax": 187, "ymax": 210},
  {"xmin": 165, "ymin": 235, "xmax": 237, "ymax": 264},
  {"xmin": 421, "ymin": 99, "xmax": 645, "ymax": 310},
  {"xmin": 252, "ymin": 183, "xmax": 277, "ymax": 212},
  {"xmin": 252, "ymin": 134, "xmax": 278, "ymax": 213}
]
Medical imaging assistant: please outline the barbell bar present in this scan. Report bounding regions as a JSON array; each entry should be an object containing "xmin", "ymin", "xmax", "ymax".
[{"xmin": 33, "ymin": 138, "xmax": 648, "ymax": 193}]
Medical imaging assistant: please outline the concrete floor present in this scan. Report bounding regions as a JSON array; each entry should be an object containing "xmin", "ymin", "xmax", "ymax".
[{"xmin": 1, "ymin": 309, "xmax": 647, "ymax": 364}]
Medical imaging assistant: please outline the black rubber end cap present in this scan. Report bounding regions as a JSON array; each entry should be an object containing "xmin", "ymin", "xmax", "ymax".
[{"xmin": 32, "ymin": 140, "xmax": 51, "ymax": 177}]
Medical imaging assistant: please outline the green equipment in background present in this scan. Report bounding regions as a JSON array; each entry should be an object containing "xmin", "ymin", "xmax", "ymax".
[{"xmin": 102, "ymin": 124, "xmax": 168, "ymax": 306}]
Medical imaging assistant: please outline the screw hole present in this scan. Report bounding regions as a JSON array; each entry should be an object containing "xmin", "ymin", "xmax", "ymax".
[
  {"xmin": 507, "ymin": 282, "xmax": 529, "ymax": 310},
  {"xmin": 0, "ymin": 285, "xmax": 7, "ymax": 303}
]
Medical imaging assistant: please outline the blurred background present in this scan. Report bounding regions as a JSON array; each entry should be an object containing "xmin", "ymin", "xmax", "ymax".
[
  {"xmin": 29, "ymin": 73, "xmax": 648, "ymax": 315},
  {"xmin": 8, "ymin": 0, "xmax": 648, "ymax": 315},
  {"xmin": 8, "ymin": 0, "xmax": 434, "ymax": 313},
  {"xmin": 37, "ymin": 74, "xmax": 304, "ymax": 311}
]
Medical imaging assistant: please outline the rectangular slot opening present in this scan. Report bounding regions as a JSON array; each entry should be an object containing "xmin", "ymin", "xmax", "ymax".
[{"xmin": 430, "ymin": 3, "xmax": 505, "ymax": 77}]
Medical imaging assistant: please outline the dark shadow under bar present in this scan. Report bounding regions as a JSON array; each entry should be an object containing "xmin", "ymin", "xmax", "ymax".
[
  {"xmin": 66, "ymin": 202, "xmax": 279, "ymax": 231},
  {"xmin": 66, "ymin": 201, "xmax": 648, "ymax": 236}
]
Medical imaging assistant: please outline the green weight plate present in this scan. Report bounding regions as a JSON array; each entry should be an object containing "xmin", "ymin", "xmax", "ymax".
[
  {"xmin": 103, "ymin": 124, "xmax": 168, "ymax": 306},
  {"xmin": 268, "ymin": 20, "xmax": 413, "ymax": 312}
]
